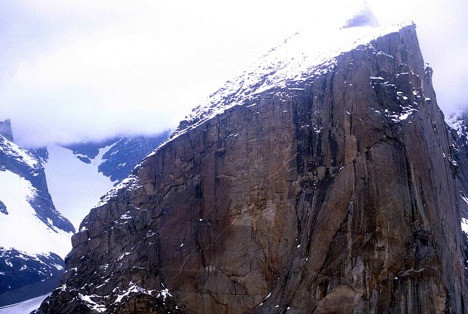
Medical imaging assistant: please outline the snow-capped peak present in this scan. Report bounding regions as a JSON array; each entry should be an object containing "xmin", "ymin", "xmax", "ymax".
[{"xmin": 172, "ymin": 22, "xmax": 413, "ymax": 139}]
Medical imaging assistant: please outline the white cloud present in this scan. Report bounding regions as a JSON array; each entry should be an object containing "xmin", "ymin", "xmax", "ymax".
[{"xmin": 0, "ymin": 0, "xmax": 467, "ymax": 146}]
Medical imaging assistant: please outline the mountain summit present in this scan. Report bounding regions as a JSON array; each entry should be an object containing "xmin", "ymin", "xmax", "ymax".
[
  {"xmin": 0, "ymin": 120, "xmax": 14, "ymax": 142},
  {"xmin": 38, "ymin": 23, "xmax": 467, "ymax": 313}
]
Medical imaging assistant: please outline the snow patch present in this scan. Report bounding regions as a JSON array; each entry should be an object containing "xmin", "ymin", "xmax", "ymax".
[
  {"xmin": 113, "ymin": 283, "xmax": 150, "ymax": 304},
  {"xmin": 119, "ymin": 212, "xmax": 132, "ymax": 220},
  {"xmin": 79, "ymin": 294, "xmax": 107, "ymax": 313},
  {"xmin": 112, "ymin": 283, "xmax": 173, "ymax": 305},
  {"xmin": 376, "ymin": 51, "xmax": 394, "ymax": 58},
  {"xmin": 461, "ymin": 195, "xmax": 468, "ymax": 206},
  {"xmin": 51, "ymin": 263, "xmax": 64, "ymax": 270},
  {"xmin": 93, "ymin": 143, "xmax": 116, "ymax": 168},
  {"xmin": 461, "ymin": 218, "xmax": 468, "ymax": 234},
  {"xmin": 117, "ymin": 252, "xmax": 131, "ymax": 261},
  {"xmin": 95, "ymin": 176, "xmax": 140, "ymax": 208}
]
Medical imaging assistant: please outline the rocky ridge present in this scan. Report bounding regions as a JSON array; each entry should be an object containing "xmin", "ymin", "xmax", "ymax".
[
  {"xmin": 0, "ymin": 120, "xmax": 14, "ymax": 142},
  {"xmin": 0, "ymin": 122, "xmax": 74, "ymax": 236},
  {"xmin": 0, "ymin": 121, "xmax": 74, "ymax": 306},
  {"xmin": 39, "ymin": 24, "xmax": 467, "ymax": 313}
]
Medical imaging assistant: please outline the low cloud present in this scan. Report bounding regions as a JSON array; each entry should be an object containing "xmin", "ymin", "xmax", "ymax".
[{"xmin": 0, "ymin": 0, "xmax": 466, "ymax": 147}]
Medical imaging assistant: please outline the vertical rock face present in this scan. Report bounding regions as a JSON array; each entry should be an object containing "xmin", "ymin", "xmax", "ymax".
[{"xmin": 39, "ymin": 25, "xmax": 467, "ymax": 313}]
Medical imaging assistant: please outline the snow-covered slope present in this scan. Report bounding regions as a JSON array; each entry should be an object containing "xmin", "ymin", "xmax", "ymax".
[
  {"xmin": 44, "ymin": 144, "xmax": 115, "ymax": 228},
  {"xmin": 0, "ymin": 129, "xmax": 74, "ymax": 306},
  {"xmin": 0, "ymin": 294, "xmax": 49, "ymax": 314},
  {"xmin": 0, "ymin": 170, "xmax": 71, "ymax": 257},
  {"xmin": 0, "ymin": 135, "xmax": 73, "ymax": 258},
  {"xmin": 44, "ymin": 133, "xmax": 169, "ymax": 228}
]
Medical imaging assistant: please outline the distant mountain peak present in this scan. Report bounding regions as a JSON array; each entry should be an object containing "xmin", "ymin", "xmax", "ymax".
[
  {"xmin": 0, "ymin": 132, "xmax": 74, "ymax": 306},
  {"xmin": 0, "ymin": 119, "xmax": 14, "ymax": 142}
]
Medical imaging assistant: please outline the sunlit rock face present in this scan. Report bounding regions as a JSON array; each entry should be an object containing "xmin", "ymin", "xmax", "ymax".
[{"xmin": 38, "ymin": 25, "xmax": 467, "ymax": 313}]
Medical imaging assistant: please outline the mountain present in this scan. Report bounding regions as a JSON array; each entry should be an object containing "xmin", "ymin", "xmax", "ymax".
[
  {"xmin": 0, "ymin": 121, "xmax": 75, "ymax": 306},
  {"xmin": 0, "ymin": 120, "xmax": 14, "ymax": 142},
  {"xmin": 43, "ymin": 133, "xmax": 169, "ymax": 227},
  {"xmin": 447, "ymin": 111, "xmax": 468, "ymax": 228},
  {"xmin": 38, "ymin": 23, "xmax": 468, "ymax": 313},
  {"xmin": 0, "ymin": 120, "xmax": 168, "ymax": 306},
  {"xmin": 62, "ymin": 134, "xmax": 170, "ymax": 183}
]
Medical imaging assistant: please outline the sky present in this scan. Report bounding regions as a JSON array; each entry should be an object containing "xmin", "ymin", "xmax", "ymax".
[{"xmin": 0, "ymin": 0, "xmax": 467, "ymax": 147}]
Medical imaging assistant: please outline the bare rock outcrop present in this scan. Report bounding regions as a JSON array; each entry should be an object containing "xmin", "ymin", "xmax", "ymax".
[
  {"xmin": 38, "ymin": 25, "xmax": 467, "ymax": 313},
  {"xmin": 0, "ymin": 119, "xmax": 14, "ymax": 142}
]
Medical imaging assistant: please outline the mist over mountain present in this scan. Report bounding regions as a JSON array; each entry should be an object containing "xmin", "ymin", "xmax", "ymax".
[
  {"xmin": 1, "ymin": 0, "xmax": 467, "ymax": 148},
  {"xmin": 37, "ymin": 22, "xmax": 468, "ymax": 313},
  {"xmin": 1, "ymin": 2, "xmax": 468, "ymax": 313}
]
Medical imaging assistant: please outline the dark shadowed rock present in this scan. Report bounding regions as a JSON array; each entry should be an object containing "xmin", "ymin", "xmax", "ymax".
[
  {"xmin": 0, "ymin": 200, "xmax": 7, "ymax": 215},
  {"xmin": 0, "ymin": 120, "xmax": 14, "ymax": 142},
  {"xmin": 38, "ymin": 25, "xmax": 467, "ymax": 313}
]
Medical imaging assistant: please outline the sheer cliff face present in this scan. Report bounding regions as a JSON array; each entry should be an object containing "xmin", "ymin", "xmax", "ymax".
[{"xmin": 39, "ymin": 25, "xmax": 467, "ymax": 313}]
